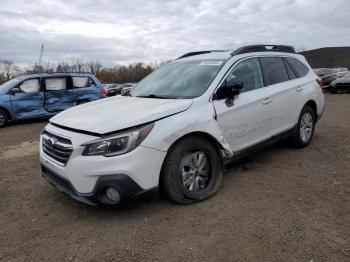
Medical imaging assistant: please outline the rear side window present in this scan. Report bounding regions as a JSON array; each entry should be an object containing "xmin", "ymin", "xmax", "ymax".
[
  {"xmin": 72, "ymin": 77, "xmax": 89, "ymax": 88},
  {"xmin": 283, "ymin": 59, "xmax": 297, "ymax": 80},
  {"xmin": 89, "ymin": 78, "xmax": 97, "ymax": 87},
  {"xmin": 259, "ymin": 57, "xmax": 289, "ymax": 86},
  {"xmin": 19, "ymin": 79, "xmax": 40, "ymax": 93},
  {"xmin": 45, "ymin": 78, "xmax": 67, "ymax": 91},
  {"xmin": 226, "ymin": 58, "xmax": 263, "ymax": 92},
  {"xmin": 285, "ymin": 57, "xmax": 309, "ymax": 77}
]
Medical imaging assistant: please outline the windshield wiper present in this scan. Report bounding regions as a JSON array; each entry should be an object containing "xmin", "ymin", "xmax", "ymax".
[{"xmin": 136, "ymin": 94, "xmax": 175, "ymax": 99}]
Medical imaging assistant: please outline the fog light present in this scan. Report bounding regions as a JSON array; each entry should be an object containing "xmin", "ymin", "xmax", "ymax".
[{"xmin": 105, "ymin": 187, "xmax": 120, "ymax": 204}]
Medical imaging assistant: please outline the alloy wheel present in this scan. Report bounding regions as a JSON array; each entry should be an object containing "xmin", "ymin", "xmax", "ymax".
[
  {"xmin": 180, "ymin": 151, "xmax": 210, "ymax": 192},
  {"xmin": 0, "ymin": 113, "xmax": 5, "ymax": 126},
  {"xmin": 300, "ymin": 112, "xmax": 313, "ymax": 143}
]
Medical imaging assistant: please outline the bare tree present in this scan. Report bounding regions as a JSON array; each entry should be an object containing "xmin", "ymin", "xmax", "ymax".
[
  {"xmin": 0, "ymin": 57, "xmax": 157, "ymax": 85},
  {"xmin": 0, "ymin": 60, "xmax": 21, "ymax": 84}
]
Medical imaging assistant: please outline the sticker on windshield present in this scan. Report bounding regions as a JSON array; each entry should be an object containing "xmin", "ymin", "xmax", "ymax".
[{"xmin": 199, "ymin": 61, "xmax": 223, "ymax": 66}]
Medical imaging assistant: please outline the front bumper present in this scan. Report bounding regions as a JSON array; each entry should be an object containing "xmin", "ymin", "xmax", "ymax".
[
  {"xmin": 40, "ymin": 123, "xmax": 167, "ymax": 205},
  {"xmin": 42, "ymin": 165, "xmax": 156, "ymax": 206}
]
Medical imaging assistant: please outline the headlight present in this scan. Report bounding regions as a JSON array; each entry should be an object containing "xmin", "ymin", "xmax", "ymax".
[{"xmin": 82, "ymin": 123, "xmax": 154, "ymax": 157}]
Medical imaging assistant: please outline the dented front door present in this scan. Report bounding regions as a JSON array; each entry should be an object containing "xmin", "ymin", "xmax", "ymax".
[
  {"xmin": 212, "ymin": 57, "xmax": 273, "ymax": 152},
  {"xmin": 9, "ymin": 78, "xmax": 47, "ymax": 119},
  {"xmin": 213, "ymin": 89, "xmax": 272, "ymax": 152}
]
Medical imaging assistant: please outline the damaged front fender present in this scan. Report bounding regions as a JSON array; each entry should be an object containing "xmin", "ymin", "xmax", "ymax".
[{"xmin": 141, "ymin": 100, "xmax": 235, "ymax": 160}]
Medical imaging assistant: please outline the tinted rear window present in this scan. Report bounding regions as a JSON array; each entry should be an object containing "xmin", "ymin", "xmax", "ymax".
[
  {"xmin": 259, "ymin": 57, "xmax": 289, "ymax": 86},
  {"xmin": 286, "ymin": 58, "xmax": 309, "ymax": 77}
]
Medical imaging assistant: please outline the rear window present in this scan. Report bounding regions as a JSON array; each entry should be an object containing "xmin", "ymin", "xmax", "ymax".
[
  {"xmin": 45, "ymin": 78, "xmax": 67, "ymax": 91},
  {"xmin": 286, "ymin": 58, "xmax": 309, "ymax": 77},
  {"xmin": 259, "ymin": 57, "xmax": 289, "ymax": 86}
]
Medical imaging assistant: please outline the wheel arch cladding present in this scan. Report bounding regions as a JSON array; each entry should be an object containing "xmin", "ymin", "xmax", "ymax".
[
  {"xmin": 304, "ymin": 100, "xmax": 317, "ymax": 117},
  {"xmin": 163, "ymin": 131, "xmax": 225, "ymax": 166},
  {"xmin": 0, "ymin": 107, "xmax": 11, "ymax": 120}
]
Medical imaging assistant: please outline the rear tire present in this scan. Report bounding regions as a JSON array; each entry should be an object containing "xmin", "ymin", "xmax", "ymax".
[
  {"xmin": 291, "ymin": 106, "xmax": 315, "ymax": 148},
  {"xmin": 0, "ymin": 109, "xmax": 8, "ymax": 128},
  {"xmin": 160, "ymin": 136, "xmax": 223, "ymax": 204}
]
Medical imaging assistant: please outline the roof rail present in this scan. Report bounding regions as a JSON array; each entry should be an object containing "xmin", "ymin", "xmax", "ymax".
[
  {"xmin": 177, "ymin": 50, "xmax": 226, "ymax": 60},
  {"xmin": 45, "ymin": 71, "xmax": 93, "ymax": 74},
  {"xmin": 231, "ymin": 45, "xmax": 296, "ymax": 56}
]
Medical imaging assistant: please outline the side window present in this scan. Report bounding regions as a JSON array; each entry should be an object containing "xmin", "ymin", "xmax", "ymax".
[
  {"xmin": 89, "ymin": 78, "xmax": 97, "ymax": 87},
  {"xmin": 72, "ymin": 77, "xmax": 89, "ymax": 88},
  {"xmin": 226, "ymin": 58, "xmax": 263, "ymax": 92},
  {"xmin": 283, "ymin": 59, "xmax": 297, "ymax": 80},
  {"xmin": 45, "ymin": 78, "xmax": 67, "ymax": 91},
  {"xmin": 260, "ymin": 57, "xmax": 289, "ymax": 86},
  {"xmin": 19, "ymin": 79, "xmax": 40, "ymax": 93},
  {"xmin": 285, "ymin": 57, "xmax": 309, "ymax": 77}
]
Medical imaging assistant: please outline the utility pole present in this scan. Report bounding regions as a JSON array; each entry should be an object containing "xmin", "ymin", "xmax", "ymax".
[{"xmin": 38, "ymin": 44, "xmax": 44, "ymax": 67}]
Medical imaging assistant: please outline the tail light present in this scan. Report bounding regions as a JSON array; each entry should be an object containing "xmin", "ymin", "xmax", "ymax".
[
  {"xmin": 99, "ymin": 88, "xmax": 107, "ymax": 96},
  {"xmin": 316, "ymin": 77, "xmax": 323, "ymax": 88}
]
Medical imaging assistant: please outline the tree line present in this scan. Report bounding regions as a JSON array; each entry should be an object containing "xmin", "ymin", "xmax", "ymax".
[{"xmin": 0, "ymin": 59, "xmax": 158, "ymax": 85}]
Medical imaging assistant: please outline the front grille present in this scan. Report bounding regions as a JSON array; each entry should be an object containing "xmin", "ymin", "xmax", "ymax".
[{"xmin": 42, "ymin": 131, "xmax": 73, "ymax": 165}]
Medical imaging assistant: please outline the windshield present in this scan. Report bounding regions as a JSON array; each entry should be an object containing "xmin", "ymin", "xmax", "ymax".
[
  {"xmin": 0, "ymin": 78, "xmax": 20, "ymax": 92},
  {"xmin": 131, "ymin": 60, "xmax": 224, "ymax": 98}
]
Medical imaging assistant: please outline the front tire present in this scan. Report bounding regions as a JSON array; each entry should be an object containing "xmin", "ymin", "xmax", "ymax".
[
  {"xmin": 291, "ymin": 106, "xmax": 315, "ymax": 148},
  {"xmin": 160, "ymin": 136, "xmax": 223, "ymax": 204},
  {"xmin": 0, "ymin": 109, "xmax": 8, "ymax": 128}
]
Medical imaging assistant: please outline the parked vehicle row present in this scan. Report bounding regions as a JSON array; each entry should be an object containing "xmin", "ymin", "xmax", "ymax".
[
  {"xmin": 39, "ymin": 45, "xmax": 325, "ymax": 207},
  {"xmin": 313, "ymin": 67, "xmax": 350, "ymax": 93},
  {"xmin": 331, "ymin": 67, "xmax": 348, "ymax": 78},
  {"xmin": 105, "ymin": 83, "xmax": 136, "ymax": 97},
  {"xmin": 328, "ymin": 71, "xmax": 350, "ymax": 93},
  {"xmin": 313, "ymin": 68, "xmax": 337, "ymax": 86},
  {"xmin": 0, "ymin": 73, "xmax": 106, "ymax": 128}
]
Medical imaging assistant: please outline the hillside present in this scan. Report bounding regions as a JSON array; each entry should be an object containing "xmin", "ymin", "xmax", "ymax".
[{"xmin": 300, "ymin": 47, "xmax": 350, "ymax": 69}]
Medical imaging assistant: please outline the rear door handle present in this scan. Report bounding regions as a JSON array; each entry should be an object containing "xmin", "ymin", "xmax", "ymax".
[
  {"xmin": 296, "ymin": 86, "xmax": 304, "ymax": 92},
  {"xmin": 262, "ymin": 97, "xmax": 272, "ymax": 105}
]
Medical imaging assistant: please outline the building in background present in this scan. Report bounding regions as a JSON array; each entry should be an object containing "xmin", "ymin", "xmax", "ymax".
[{"xmin": 300, "ymin": 47, "xmax": 350, "ymax": 69}]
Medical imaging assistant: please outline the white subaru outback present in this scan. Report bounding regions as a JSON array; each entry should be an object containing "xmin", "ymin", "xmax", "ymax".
[{"xmin": 40, "ymin": 45, "xmax": 325, "ymax": 206}]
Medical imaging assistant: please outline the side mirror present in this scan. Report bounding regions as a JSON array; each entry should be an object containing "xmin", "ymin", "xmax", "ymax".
[
  {"xmin": 7, "ymin": 87, "xmax": 21, "ymax": 95},
  {"xmin": 215, "ymin": 80, "xmax": 243, "ymax": 100}
]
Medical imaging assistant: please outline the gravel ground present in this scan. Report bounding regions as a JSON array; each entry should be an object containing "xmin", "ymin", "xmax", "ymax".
[{"xmin": 0, "ymin": 94, "xmax": 349, "ymax": 262}]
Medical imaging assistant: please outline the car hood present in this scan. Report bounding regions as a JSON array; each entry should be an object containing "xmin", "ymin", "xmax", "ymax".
[{"xmin": 50, "ymin": 96, "xmax": 193, "ymax": 135}]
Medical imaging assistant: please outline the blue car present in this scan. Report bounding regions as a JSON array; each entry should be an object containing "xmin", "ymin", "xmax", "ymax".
[{"xmin": 0, "ymin": 73, "xmax": 106, "ymax": 127}]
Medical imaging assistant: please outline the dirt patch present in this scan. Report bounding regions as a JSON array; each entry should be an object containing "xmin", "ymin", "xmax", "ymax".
[
  {"xmin": 0, "ymin": 94, "xmax": 349, "ymax": 262},
  {"xmin": 0, "ymin": 142, "xmax": 39, "ymax": 160}
]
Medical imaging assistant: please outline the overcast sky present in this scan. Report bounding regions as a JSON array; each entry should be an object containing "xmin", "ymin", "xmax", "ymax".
[{"xmin": 0, "ymin": 0, "xmax": 349, "ymax": 67}]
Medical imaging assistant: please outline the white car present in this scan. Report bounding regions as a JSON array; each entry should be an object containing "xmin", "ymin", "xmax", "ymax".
[{"xmin": 40, "ymin": 45, "xmax": 325, "ymax": 206}]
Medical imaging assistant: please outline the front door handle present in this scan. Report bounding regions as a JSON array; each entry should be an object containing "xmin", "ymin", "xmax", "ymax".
[
  {"xmin": 262, "ymin": 97, "xmax": 272, "ymax": 105},
  {"xmin": 296, "ymin": 86, "xmax": 304, "ymax": 92}
]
